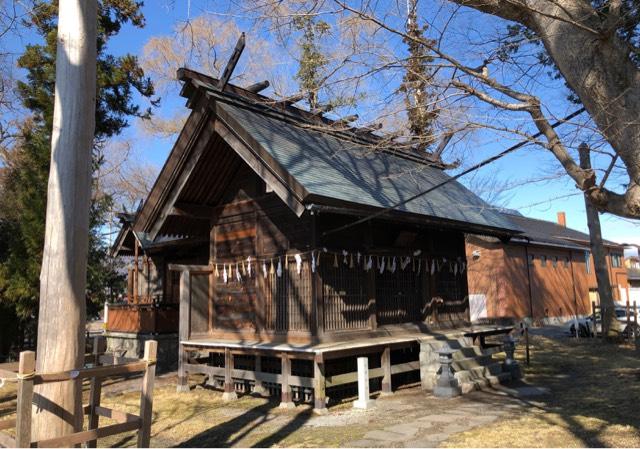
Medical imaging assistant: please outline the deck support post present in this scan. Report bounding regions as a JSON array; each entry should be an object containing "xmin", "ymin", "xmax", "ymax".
[
  {"xmin": 279, "ymin": 353, "xmax": 295, "ymax": 409},
  {"xmin": 380, "ymin": 346, "xmax": 392, "ymax": 396},
  {"xmin": 253, "ymin": 355, "xmax": 267, "ymax": 395},
  {"xmin": 222, "ymin": 347, "xmax": 238, "ymax": 401},
  {"xmin": 313, "ymin": 356, "xmax": 327, "ymax": 414},
  {"xmin": 177, "ymin": 269, "xmax": 191, "ymax": 392}
]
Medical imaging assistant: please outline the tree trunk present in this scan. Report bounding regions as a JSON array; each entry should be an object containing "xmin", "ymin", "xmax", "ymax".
[
  {"xmin": 578, "ymin": 143, "xmax": 617, "ymax": 338},
  {"xmin": 32, "ymin": 0, "xmax": 97, "ymax": 440}
]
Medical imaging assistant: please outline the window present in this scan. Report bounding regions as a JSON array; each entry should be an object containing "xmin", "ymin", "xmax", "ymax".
[
  {"xmin": 585, "ymin": 251, "xmax": 591, "ymax": 274},
  {"xmin": 552, "ymin": 256, "xmax": 558, "ymax": 268},
  {"xmin": 528, "ymin": 254, "xmax": 535, "ymax": 266},
  {"xmin": 540, "ymin": 255, "xmax": 547, "ymax": 267},
  {"xmin": 563, "ymin": 256, "xmax": 570, "ymax": 268},
  {"xmin": 611, "ymin": 253, "xmax": 623, "ymax": 268}
]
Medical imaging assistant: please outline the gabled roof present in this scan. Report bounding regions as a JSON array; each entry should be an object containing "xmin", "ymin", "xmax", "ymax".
[
  {"xmin": 132, "ymin": 68, "xmax": 522, "ymax": 242},
  {"xmin": 503, "ymin": 212, "xmax": 623, "ymax": 250}
]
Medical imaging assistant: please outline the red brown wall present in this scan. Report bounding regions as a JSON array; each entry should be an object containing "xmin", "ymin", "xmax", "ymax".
[{"xmin": 466, "ymin": 237, "xmax": 593, "ymax": 321}]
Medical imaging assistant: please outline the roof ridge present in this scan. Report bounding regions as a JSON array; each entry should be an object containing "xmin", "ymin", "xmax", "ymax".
[{"xmin": 178, "ymin": 67, "xmax": 448, "ymax": 169}]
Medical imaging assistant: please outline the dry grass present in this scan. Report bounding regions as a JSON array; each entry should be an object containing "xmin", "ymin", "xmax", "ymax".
[
  {"xmin": 445, "ymin": 335, "xmax": 640, "ymax": 448},
  {"xmin": 1, "ymin": 334, "xmax": 639, "ymax": 447}
]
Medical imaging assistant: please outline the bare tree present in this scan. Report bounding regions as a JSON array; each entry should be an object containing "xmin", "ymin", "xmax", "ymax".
[
  {"xmin": 32, "ymin": 0, "xmax": 96, "ymax": 439},
  {"xmin": 232, "ymin": 0, "xmax": 638, "ymax": 219}
]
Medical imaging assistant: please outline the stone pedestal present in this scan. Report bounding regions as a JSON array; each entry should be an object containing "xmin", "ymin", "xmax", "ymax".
[
  {"xmin": 353, "ymin": 357, "xmax": 375, "ymax": 409},
  {"xmin": 502, "ymin": 335, "xmax": 522, "ymax": 379},
  {"xmin": 433, "ymin": 345, "xmax": 461, "ymax": 398}
]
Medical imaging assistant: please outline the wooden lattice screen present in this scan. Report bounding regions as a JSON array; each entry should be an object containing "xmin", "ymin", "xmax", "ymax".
[
  {"xmin": 375, "ymin": 268, "xmax": 424, "ymax": 325},
  {"xmin": 264, "ymin": 259, "xmax": 313, "ymax": 332},
  {"xmin": 320, "ymin": 260, "xmax": 371, "ymax": 331}
]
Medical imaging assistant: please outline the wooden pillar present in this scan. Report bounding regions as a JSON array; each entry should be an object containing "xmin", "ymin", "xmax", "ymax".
[
  {"xmin": 279, "ymin": 353, "xmax": 295, "ymax": 408},
  {"xmin": 16, "ymin": 351, "xmax": 35, "ymax": 448},
  {"xmin": 137, "ymin": 340, "xmax": 157, "ymax": 448},
  {"xmin": 222, "ymin": 347, "xmax": 237, "ymax": 401},
  {"xmin": 134, "ymin": 240, "xmax": 139, "ymax": 304},
  {"xmin": 253, "ymin": 355, "xmax": 266, "ymax": 395},
  {"xmin": 313, "ymin": 355, "xmax": 327, "ymax": 414},
  {"xmin": 380, "ymin": 346, "xmax": 392, "ymax": 395},
  {"xmin": 177, "ymin": 270, "xmax": 191, "ymax": 392},
  {"xmin": 86, "ymin": 337, "xmax": 106, "ymax": 448}
]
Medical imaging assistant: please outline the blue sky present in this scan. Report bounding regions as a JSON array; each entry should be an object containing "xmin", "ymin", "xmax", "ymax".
[{"xmin": 5, "ymin": 0, "xmax": 639, "ymax": 245}]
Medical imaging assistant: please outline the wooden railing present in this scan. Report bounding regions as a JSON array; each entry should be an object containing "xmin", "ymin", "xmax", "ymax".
[
  {"xmin": 0, "ymin": 338, "xmax": 157, "ymax": 448},
  {"xmin": 106, "ymin": 302, "xmax": 178, "ymax": 334}
]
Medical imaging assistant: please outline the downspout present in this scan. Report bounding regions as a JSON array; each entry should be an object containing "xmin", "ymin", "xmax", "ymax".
[{"xmin": 524, "ymin": 242, "xmax": 534, "ymax": 320}]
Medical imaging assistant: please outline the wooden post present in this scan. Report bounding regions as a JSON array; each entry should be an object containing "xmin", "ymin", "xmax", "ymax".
[
  {"xmin": 177, "ymin": 269, "xmax": 191, "ymax": 392},
  {"xmin": 525, "ymin": 326, "xmax": 530, "ymax": 366},
  {"xmin": 222, "ymin": 347, "xmax": 237, "ymax": 401},
  {"xmin": 380, "ymin": 347, "xmax": 392, "ymax": 395},
  {"xmin": 592, "ymin": 301, "xmax": 597, "ymax": 338},
  {"xmin": 86, "ymin": 337, "xmax": 106, "ymax": 448},
  {"xmin": 279, "ymin": 353, "xmax": 295, "ymax": 409},
  {"xmin": 313, "ymin": 356, "xmax": 327, "ymax": 414},
  {"xmin": 253, "ymin": 355, "xmax": 266, "ymax": 395},
  {"xmin": 627, "ymin": 298, "xmax": 631, "ymax": 343},
  {"xmin": 634, "ymin": 301, "xmax": 638, "ymax": 341},
  {"xmin": 16, "ymin": 351, "xmax": 35, "ymax": 448},
  {"xmin": 137, "ymin": 340, "xmax": 157, "ymax": 448}
]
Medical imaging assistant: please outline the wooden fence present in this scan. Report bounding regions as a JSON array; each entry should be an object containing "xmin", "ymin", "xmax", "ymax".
[{"xmin": 0, "ymin": 338, "xmax": 157, "ymax": 448}]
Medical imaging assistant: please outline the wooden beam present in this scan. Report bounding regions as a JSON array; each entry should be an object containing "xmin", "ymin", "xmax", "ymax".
[
  {"xmin": 147, "ymin": 112, "xmax": 215, "ymax": 240},
  {"xmin": 213, "ymin": 117, "xmax": 306, "ymax": 217},
  {"xmin": 177, "ymin": 270, "xmax": 191, "ymax": 392},
  {"xmin": 218, "ymin": 33, "xmax": 245, "ymax": 91},
  {"xmin": 34, "ymin": 420, "xmax": 141, "ymax": 448},
  {"xmin": 245, "ymin": 80, "xmax": 269, "ymax": 93},
  {"xmin": 168, "ymin": 264, "xmax": 212, "ymax": 273},
  {"xmin": 171, "ymin": 202, "xmax": 216, "ymax": 219}
]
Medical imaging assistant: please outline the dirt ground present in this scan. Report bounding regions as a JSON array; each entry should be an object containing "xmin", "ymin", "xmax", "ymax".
[{"xmin": 1, "ymin": 330, "xmax": 639, "ymax": 447}]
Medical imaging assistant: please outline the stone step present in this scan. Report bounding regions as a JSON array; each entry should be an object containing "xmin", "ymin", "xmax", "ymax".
[
  {"xmin": 451, "ymin": 354, "xmax": 494, "ymax": 370},
  {"xmin": 460, "ymin": 372, "xmax": 512, "ymax": 394},
  {"xmin": 454, "ymin": 362, "xmax": 504, "ymax": 384}
]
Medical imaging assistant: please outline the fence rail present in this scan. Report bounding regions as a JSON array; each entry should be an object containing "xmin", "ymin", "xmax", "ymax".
[{"xmin": 0, "ymin": 337, "xmax": 157, "ymax": 448}]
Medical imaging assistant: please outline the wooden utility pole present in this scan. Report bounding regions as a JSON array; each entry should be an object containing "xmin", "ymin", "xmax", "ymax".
[
  {"xmin": 578, "ymin": 143, "xmax": 617, "ymax": 338},
  {"xmin": 32, "ymin": 0, "xmax": 97, "ymax": 440}
]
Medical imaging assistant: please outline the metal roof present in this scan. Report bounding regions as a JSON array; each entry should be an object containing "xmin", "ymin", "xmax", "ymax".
[
  {"xmin": 504, "ymin": 213, "xmax": 622, "ymax": 249},
  {"xmin": 217, "ymin": 101, "xmax": 521, "ymax": 234}
]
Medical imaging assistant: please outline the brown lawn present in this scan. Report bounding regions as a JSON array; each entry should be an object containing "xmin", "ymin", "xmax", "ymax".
[{"xmin": 0, "ymin": 332, "xmax": 639, "ymax": 447}]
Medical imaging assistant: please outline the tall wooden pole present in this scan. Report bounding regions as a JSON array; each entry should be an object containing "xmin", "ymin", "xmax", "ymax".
[
  {"xmin": 579, "ymin": 143, "xmax": 617, "ymax": 338},
  {"xmin": 32, "ymin": 0, "xmax": 97, "ymax": 440}
]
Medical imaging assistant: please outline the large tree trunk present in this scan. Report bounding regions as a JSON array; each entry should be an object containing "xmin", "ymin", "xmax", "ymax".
[
  {"xmin": 32, "ymin": 0, "xmax": 97, "ymax": 440},
  {"xmin": 579, "ymin": 144, "xmax": 618, "ymax": 338},
  {"xmin": 450, "ymin": 0, "xmax": 640, "ymax": 217}
]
